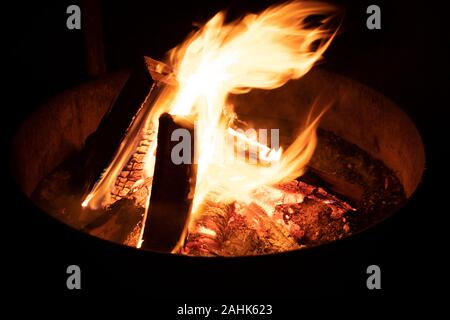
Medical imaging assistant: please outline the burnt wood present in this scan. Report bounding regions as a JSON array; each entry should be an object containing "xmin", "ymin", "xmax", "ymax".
[
  {"xmin": 72, "ymin": 57, "xmax": 157, "ymax": 194},
  {"xmin": 303, "ymin": 167, "xmax": 364, "ymax": 205},
  {"xmin": 141, "ymin": 113, "xmax": 197, "ymax": 252}
]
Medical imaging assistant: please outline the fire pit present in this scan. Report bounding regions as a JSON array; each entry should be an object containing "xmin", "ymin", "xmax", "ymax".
[
  {"xmin": 11, "ymin": 1, "xmax": 424, "ymax": 257},
  {"xmin": 12, "ymin": 66, "xmax": 424, "ymax": 255}
]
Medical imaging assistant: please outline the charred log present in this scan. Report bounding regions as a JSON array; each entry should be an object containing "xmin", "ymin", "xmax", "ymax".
[
  {"xmin": 182, "ymin": 179, "xmax": 355, "ymax": 256},
  {"xmin": 83, "ymin": 198, "xmax": 145, "ymax": 244},
  {"xmin": 110, "ymin": 126, "xmax": 157, "ymax": 203},
  {"xmin": 141, "ymin": 113, "xmax": 197, "ymax": 252},
  {"xmin": 72, "ymin": 57, "xmax": 168, "ymax": 195}
]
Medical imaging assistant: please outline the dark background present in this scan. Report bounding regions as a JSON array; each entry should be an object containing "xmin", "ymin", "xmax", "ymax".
[{"xmin": 3, "ymin": 0, "xmax": 447, "ymax": 307}]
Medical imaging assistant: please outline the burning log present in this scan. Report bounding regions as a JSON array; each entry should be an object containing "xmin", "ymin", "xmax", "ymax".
[
  {"xmin": 182, "ymin": 179, "xmax": 355, "ymax": 256},
  {"xmin": 141, "ymin": 113, "xmax": 197, "ymax": 252},
  {"xmin": 73, "ymin": 56, "xmax": 171, "ymax": 195},
  {"xmin": 82, "ymin": 198, "xmax": 145, "ymax": 244},
  {"xmin": 110, "ymin": 126, "xmax": 157, "ymax": 203},
  {"xmin": 182, "ymin": 200, "xmax": 232, "ymax": 256},
  {"xmin": 79, "ymin": 176, "xmax": 152, "ymax": 246},
  {"xmin": 304, "ymin": 167, "xmax": 364, "ymax": 204}
]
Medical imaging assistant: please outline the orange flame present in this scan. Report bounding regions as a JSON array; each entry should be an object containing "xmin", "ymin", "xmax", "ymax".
[
  {"xmin": 165, "ymin": 0, "xmax": 338, "ymax": 212},
  {"xmin": 82, "ymin": 1, "xmax": 339, "ymax": 243}
]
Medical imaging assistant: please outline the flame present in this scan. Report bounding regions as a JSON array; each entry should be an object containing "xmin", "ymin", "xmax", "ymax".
[
  {"xmin": 165, "ymin": 0, "xmax": 338, "ymax": 212},
  {"xmin": 82, "ymin": 1, "xmax": 339, "ymax": 244}
]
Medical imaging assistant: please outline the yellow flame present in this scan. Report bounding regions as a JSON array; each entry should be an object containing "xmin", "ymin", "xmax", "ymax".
[
  {"xmin": 82, "ymin": 1, "xmax": 339, "ymax": 234},
  {"xmin": 164, "ymin": 1, "xmax": 338, "ymax": 212}
]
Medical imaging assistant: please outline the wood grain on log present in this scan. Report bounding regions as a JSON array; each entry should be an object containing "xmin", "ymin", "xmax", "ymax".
[{"xmin": 73, "ymin": 57, "xmax": 173, "ymax": 199}]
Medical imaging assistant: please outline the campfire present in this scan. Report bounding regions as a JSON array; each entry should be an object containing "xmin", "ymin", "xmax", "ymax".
[{"xmin": 13, "ymin": 1, "xmax": 424, "ymax": 257}]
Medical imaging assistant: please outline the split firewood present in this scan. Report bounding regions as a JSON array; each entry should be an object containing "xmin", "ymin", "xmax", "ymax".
[
  {"xmin": 72, "ymin": 56, "xmax": 171, "ymax": 195},
  {"xmin": 141, "ymin": 113, "xmax": 197, "ymax": 252},
  {"xmin": 82, "ymin": 198, "xmax": 145, "ymax": 244},
  {"xmin": 80, "ymin": 175, "xmax": 153, "ymax": 245},
  {"xmin": 110, "ymin": 126, "xmax": 156, "ymax": 204},
  {"xmin": 303, "ymin": 167, "xmax": 364, "ymax": 204}
]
